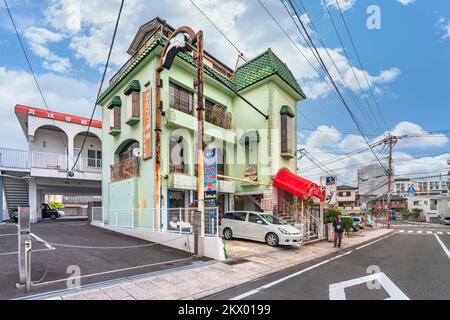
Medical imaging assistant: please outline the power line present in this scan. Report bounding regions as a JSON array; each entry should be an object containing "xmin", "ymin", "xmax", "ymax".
[
  {"xmin": 3, "ymin": 0, "xmax": 74, "ymax": 165},
  {"xmin": 284, "ymin": 0, "xmax": 387, "ymax": 172},
  {"xmin": 70, "ymin": 0, "xmax": 124, "ymax": 175},
  {"xmin": 334, "ymin": 0, "xmax": 389, "ymax": 131},
  {"xmin": 320, "ymin": 0, "xmax": 386, "ymax": 134},
  {"xmin": 296, "ymin": 1, "xmax": 383, "ymax": 137},
  {"xmin": 187, "ymin": 0, "xmax": 247, "ymax": 61}
]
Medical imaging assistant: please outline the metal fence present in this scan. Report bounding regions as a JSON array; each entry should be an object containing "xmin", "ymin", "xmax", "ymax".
[
  {"xmin": 0, "ymin": 147, "xmax": 29, "ymax": 169},
  {"xmin": 91, "ymin": 207, "xmax": 219, "ymax": 237}
]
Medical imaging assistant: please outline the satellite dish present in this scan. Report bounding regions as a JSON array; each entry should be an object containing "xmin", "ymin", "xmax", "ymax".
[{"xmin": 132, "ymin": 148, "xmax": 142, "ymax": 158}]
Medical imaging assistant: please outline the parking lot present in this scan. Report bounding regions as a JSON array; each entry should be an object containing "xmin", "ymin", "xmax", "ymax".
[{"xmin": 0, "ymin": 220, "xmax": 206, "ymax": 300}]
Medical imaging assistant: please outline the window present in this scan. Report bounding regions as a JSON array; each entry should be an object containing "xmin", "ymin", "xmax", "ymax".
[
  {"xmin": 414, "ymin": 201, "xmax": 420, "ymax": 206},
  {"xmin": 88, "ymin": 150, "xmax": 102, "ymax": 168},
  {"xmin": 205, "ymin": 99, "xmax": 228, "ymax": 128},
  {"xmin": 232, "ymin": 212, "xmax": 247, "ymax": 221},
  {"xmin": 281, "ymin": 114, "xmax": 293, "ymax": 154},
  {"xmin": 169, "ymin": 82, "xmax": 193, "ymax": 115},
  {"xmin": 169, "ymin": 136, "xmax": 186, "ymax": 174},
  {"xmin": 126, "ymin": 91, "xmax": 140, "ymax": 124},
  {"xmin": 248, "ymin": 213, "xmax": 264, "ymax": 224},
  {"xmin": 338, "ymin": 192, "xmax": 344, "ymax": 197},
  {"xmin": 119, "ymin": 141, "xmax": 139, "ymax": 162}
]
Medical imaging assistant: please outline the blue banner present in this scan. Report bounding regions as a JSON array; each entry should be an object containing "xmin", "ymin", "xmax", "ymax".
[{"xmin": 204, "ymin": 148, "xmax": 218, "ymax": 207}]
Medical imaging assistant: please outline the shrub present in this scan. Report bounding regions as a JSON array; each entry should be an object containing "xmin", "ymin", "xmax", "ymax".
[
  {"xmin": 324, "ymin": 205, "xmax": 341, "ymax": 224},
  {"xmin": 343, "ymin": 217, "xmax": 354, "ymax": 234},
  {"xmin": 401, "ymin": 208, "xmax": 410, "ymax": 221},
  {"xmin": 49, "ymin": 201, "xmax": 64, "ymax": 209}
]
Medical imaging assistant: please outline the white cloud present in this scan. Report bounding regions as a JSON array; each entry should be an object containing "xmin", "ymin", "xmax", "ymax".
[
  {"xmin": 23, "ymin": 27, "xmax": 71, "ymax": 73},
  {"xmin": 437, "ymin": 17, "xmax": 450, "ymax": 40},
  {"xmin": 397, "ymin": 0, "xmax": 416, "ymax": 6},
  {"xmin": 325, "ymin": 0, "xmax": 356, "ymax": 12},
  {"xmin": 0, "ymin": 66, "xmax": 97, "ymax": 149},
  {"xmin": 305, "ymin": 126, "xmax": 341, "ymax": 148},
  {"xmin": 298, "ymin": 122, "xmax": 449, "ymax": 185}
]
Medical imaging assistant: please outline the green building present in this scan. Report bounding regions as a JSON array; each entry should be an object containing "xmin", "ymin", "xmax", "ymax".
[{"xmin": 97, "ymin": 17, "xmax": 307, "ymax": 231}]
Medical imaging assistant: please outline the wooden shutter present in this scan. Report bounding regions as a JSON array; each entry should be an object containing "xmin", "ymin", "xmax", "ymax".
[
  {"xmin": 114, "ymin": 106, "xmax": 121, "ymax": 130},
  {"xmin": 131, "ymin": 91, "xmax": 140, "ymax": 118}
]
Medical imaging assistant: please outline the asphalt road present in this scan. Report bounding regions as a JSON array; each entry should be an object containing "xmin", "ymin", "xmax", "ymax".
[
  {"xmin": 0, "ymin": 220, "xmax": 206, "ymax": 300},
  {"xmin": 206, "ymin": 222, "xmax": 450, "ymax": 300}
]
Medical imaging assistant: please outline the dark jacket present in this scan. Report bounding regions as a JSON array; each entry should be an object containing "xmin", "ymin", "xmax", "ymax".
[{"xmin": 333, "ymin": 218, "xmax": 345, "ymax": 233}]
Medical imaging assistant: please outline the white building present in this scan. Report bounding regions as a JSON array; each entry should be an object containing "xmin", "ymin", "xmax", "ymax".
[
  {"xmin": 0, "ymin": 105, "xmax": 102, "ymax": 222},
  {"xmin": 407, "ymin": 195, "xmax": 449, "ymax": 223},
  {"xmin": 394, "ymin": 175, "xmax": 450, "ymax": 198},
  {"xmin": 358, "ymin": 164, "xmax": 388, "ymax": 203}
]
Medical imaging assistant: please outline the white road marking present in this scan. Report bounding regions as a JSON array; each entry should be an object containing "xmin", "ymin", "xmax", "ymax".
[
  {"xmin": 0, "ymin": 234, "xmax": 16, "ymax": 237},
  {"xmin": 437, "ymin": 232, "xmax": 443, "ymax": 235},
  {"xmin": 427, "ymin": 231, "xmax": 433, "ymax": 234},
  {"xmin": 329, "ymin": 273, "xmax": 409, "ymax": 300},
  {"xmin": 434, "ymin": 234, "xmax": 450, "ymax": 260},
  {"xmin": 231, "ymin": 236, "xmax": 392, "ymax": 300},
  {"xmin": 0, "ymin": 248, "xmax": 52, "ymax": 257},
  {"xmin": 398, "ymin": 230, "xmax": 405, "ymax": 233},
  {"xmin": 32, "ymin": 257, "xmax": 194, "ymax": 287},
  {"xmin": 407, "ymin": 230, "xmax": 413, "ymax": 233},
  {"xmin": 31, "ymin": 233, "xmax": 55, "ymax": 250},
  {"xmin": 448, "ymin": 232, "xmax": 450, "ymax": 235},
  {"xmin": 417, "ymin": 231, "xmax": 423, "ymax": 234}
]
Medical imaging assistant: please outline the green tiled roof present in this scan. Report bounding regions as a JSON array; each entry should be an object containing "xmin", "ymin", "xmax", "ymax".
[
  {"xmin": 280, "ymin": 105, "xmax": 295, "ymax": 118},
  {"xmin": 98, "ymin": 36, "xmax": 305, "ymax": 105},
  {"xmin": 124, "ymin": 80, "xmax": 141, "ymax": 95},
  {"xmin": 107, "ymin": 96, "xmax": 122, "ymax": 109},
  {"xmin": 234, "ymin": 49, "xmax": 306, "ymax": 98}
]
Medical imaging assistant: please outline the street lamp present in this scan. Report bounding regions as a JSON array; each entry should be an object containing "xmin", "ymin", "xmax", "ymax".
[{"xmin": 156, "ymin": 26, "xmax": 206, "ymax": 237}]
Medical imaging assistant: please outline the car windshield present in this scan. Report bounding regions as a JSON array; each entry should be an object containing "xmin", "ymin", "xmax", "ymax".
[
  {"xmin": 260, "ymin": 214, "xmax": 287, "ymax": 225},
  {"xmin": 353, "ymin": 218, "xmax": 360, "ymax": 221}
]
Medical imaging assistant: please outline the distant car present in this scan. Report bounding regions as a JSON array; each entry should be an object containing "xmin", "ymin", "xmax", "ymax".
[
  {"xmin": 41, "ymin": 203, "xmax": 64, "ymax": 220},
  {"xmin": 352, "ymin": 216, "xmax": 365, "ymax": 229},
  {"xmin": 219, "ymin": 211, "xmax": 302, "ymax": 247},
  {"xmin": 440, "ymin": 217, "xmax": 450, "ymax": 225}
]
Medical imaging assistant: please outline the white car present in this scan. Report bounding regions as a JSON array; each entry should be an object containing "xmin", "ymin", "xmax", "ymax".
[{"xmin": 220, "ymin": 211, "xmax": 302, "ymax": 247}]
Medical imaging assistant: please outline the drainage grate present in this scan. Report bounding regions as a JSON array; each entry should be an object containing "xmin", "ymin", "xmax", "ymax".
[{"xmin": 224, "ymin": 258, "xmax": 250, "ymax": 266}]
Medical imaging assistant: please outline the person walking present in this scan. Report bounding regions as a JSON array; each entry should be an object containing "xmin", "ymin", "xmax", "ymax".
[{"xmin": 333, "ymin": 214, "xmax": 345, "ymax": 248}]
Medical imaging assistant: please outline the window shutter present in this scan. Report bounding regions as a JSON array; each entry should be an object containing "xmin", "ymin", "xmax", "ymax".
[{"xmin": 114, "ymin": 106, "xmax": 121, "ymax": 129}]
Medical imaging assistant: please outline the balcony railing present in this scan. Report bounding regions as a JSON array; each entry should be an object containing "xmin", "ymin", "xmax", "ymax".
[
  {"xmin": 111, "ymin": 158, "xmax": 139, "ymax": 183},
  {"xmin": 75, "ymin": 157, "xmax": 102, "ymax": 173},
  {"xmin": 31, "ymin": 151, "xmax": 67, "ymax": 170},
  {"xmin": 0, "ymin": 148, "xmax": 28, "ymax": 169},
  {"xmin": 205, "ymin": 109, "xmax": 232, "ymax": 129}
]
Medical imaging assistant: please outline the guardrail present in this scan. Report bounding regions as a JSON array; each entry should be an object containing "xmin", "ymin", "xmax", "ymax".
[
  {"xmin": 0, "ymin": 148, "xmax": 29, "ymax": 169},
  {"xmin": 92, "ymin": 207, "xmax": 219, "ymax": 237}
]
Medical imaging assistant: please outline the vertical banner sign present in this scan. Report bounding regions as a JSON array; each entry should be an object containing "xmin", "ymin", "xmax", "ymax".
[
  {"xmin": 204, "ymin": 148, "xmax": 218, "ymax": 207},
  {"xmin": 325, "ymin": 176, "xmax": 337, "ymax": 205},
  {"xmin": 142, "ymin": 88, "xmax": 152, "ymax": 160}
]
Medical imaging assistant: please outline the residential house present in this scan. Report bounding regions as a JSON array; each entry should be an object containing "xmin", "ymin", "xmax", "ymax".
[
  {"xmin": 336, "ymin": 185, "xmax": 360, "ymax": 215},
  {"xmin": 368, "ymin": 194, "xmax": 407, "ymax": 216},
  {"xmin": 407, "ymin": 195, "xmax": 449, "ymax": 223}
]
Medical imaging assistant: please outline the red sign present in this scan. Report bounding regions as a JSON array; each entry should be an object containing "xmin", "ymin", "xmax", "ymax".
[
  {"xmin": 15, "ymin": 105, "xmax": 102, "ymax": 128},
  {"xmin": 142, "ymin": 88, "xmax": 152, "ymax": 160}
]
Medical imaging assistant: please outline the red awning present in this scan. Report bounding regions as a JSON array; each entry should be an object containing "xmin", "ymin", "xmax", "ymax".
[{"xmin": 273, "ymin": 168, "xmax": 324, "ymax": 201}]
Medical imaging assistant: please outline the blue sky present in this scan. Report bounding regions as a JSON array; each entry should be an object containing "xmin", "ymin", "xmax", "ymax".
[{"xmin": 0, "ymin": 0, "xmax": 449, "ymax": 184}]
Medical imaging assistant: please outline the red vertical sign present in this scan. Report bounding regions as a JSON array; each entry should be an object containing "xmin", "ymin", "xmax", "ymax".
[{"xmin": 142, "ymin": 88, "xmax": 152, "ymax": 160}]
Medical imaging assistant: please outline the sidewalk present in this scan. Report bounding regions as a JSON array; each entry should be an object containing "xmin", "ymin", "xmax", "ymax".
[{"xmin": 45, "ymin": 228, "xmax": 393, "ymax": 300}]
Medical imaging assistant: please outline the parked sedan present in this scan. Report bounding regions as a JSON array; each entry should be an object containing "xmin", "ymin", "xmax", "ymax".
[
  {"xmin": 440, "ymin": 217, "xmax": 450, "ymax": 225},
  {"xmin": 352, "ymin": 216, "xmax": 365, "ymax": 229},
  {"xmin": 220, "ymin": 211, "xmax": 302, "ymax": 247}
]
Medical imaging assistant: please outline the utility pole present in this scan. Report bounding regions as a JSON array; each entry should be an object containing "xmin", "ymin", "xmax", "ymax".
[
  {"xmin": 196, "ymin": 31, "xmax": 205, "ymax": 237},
  {"xmin": 386, "ymin": 134, "xmax": 398, "ymax": 229}
]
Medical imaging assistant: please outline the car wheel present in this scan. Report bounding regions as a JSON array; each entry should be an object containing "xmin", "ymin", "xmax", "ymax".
[
  {"xmin": 223, "ymin": 228, "xmax": 233, "ymax": 240},
  {"xmin": 50, "ymin": 214, "xmax": 57, "ymax": 220},
  {"xmin": 266, "ymin": 233, "xmax": 279, "ymax": 247}
]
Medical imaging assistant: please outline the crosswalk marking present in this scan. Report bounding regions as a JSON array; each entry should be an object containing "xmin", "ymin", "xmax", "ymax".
[{"xmin": 397, "ymin": 229, "xmax": 450, "ymax": 235}]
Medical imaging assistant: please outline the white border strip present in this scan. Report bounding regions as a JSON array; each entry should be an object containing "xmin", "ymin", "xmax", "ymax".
[{"xmin": 434, "ymin": 234, "xmax": 450, "ymax": 260}]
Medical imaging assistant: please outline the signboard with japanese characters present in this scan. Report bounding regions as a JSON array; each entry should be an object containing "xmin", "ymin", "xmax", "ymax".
[
  {"xmin": 204, "ymin": 148, "xmax": 218, "ymax": 207},
  {"xmin": 325, "ymin": 176, "xmax": 337, "ymax": 205},
  {"xmin": 142, "ymin": 88, "xmax": 152, "ymax": 160}
]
